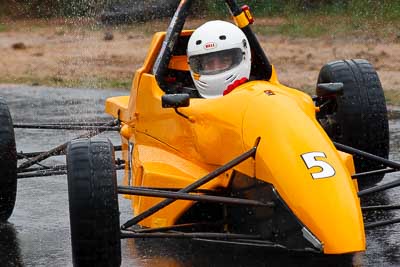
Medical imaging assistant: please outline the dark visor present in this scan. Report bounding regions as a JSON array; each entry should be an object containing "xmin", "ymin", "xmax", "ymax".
[{"xmin": 189, "ymin": 48, "xmax": 243, "ymax": 75}]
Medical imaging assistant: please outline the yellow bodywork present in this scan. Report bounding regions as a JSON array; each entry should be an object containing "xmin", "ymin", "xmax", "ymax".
[{"xmin": 105, "ymin": 31, "xmax": 365, "ymax": 254}]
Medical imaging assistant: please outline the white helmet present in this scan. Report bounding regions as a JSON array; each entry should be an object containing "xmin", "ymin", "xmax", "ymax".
[{"xmin": 187, "ymin": 20, "xmax": 251, "ymax": 98}]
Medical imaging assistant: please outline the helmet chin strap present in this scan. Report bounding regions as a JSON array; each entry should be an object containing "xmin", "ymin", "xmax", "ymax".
[{"xmin": 223, "ymin": 77, "xmax": 248, "ymax": 96}]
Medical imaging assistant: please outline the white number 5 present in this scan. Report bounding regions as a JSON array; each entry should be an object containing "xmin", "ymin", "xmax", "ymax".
[{"xmin": 301, "ymin": 152, "xmax": 335, "ymax": 179}]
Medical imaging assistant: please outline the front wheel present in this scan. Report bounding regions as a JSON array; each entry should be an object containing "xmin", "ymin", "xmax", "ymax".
[
  {"xmin": 0, "ymin": 98, "xmax": 17, "ymax": 222},
  {"xmin": 316, "ymin": 59, "xmax": 389, "ymax": 187},
  {"xmin": 67, "ymin": 138, "xmax": 121, "ymax": 267}
]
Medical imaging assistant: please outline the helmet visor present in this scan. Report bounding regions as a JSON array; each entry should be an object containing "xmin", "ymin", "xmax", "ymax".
[{"xmin": 189, "ymin": 48, "xmax": 243, "ymax": 75}]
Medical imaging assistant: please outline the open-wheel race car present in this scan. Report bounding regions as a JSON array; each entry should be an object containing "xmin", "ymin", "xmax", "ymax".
[{"xmin": 2, "ymin": 0, "xmax": 400, "ymax": 266}]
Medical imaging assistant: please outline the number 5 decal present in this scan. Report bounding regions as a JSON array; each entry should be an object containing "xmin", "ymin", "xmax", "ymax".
[{"xmin": 301, "ymin": 152, "xmax": 335, "ymax": 179}]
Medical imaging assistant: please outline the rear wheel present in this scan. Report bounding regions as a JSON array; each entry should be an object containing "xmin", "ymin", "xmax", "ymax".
[
  {"xmin": 0, "ymin": 98, "xmax": 17, "ymax": 222},
  {"xmin": 316, "ymin": 59, "xmax": 389, "ymax": 187},
  {"xmin": 67, "ymin": 138, "xmax": 121, "ymax": 267}
]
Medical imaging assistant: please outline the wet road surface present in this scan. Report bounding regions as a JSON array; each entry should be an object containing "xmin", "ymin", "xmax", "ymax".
[{"xmin": 0, "ymin": 85, "xmax": 399, "ymax": 267}]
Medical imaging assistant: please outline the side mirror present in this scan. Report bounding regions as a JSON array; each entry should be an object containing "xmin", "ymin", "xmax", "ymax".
[
  {"xmin": 316, "ymin": 82, "xmax": 344, "ymax": 97},
  {"xmin": 162, "ymin": 94, "xmax": 190, "ymax": 108}
]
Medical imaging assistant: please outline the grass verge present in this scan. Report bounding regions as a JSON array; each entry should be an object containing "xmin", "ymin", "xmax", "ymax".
[
  {"xmin": 0, "ymin": 24, "xmax": 6, "ymax": 32},
  {"xmin": 0, "ymin": 76, "xmax": 132, "ymax": 90}
]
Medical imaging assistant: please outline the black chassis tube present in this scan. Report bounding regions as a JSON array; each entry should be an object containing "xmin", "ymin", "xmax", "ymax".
[
  {"xmin": 120, "ymin": 232, "xmax": 261, "ymax": 240},
  {"xmin": 17, "ymin": 164, "xmax": 124, "ymax": 179},
  {"xmin": 153, "ymin": 0, "xmax": 194, "ymax": 91},
  {"xmin": 153, "ymin": 0, "xmax": 273, "ymax": 90},
  {"xmin": 126, "ymin": 222, "xmax": 218, "ymax": 233},
  {"xmin": 362, "ymin": 204, "xmax": 400, "ymax": 211},
  {"xmin": 13, "ymin": 124, "xmax": 119, "ymax": 131},
  {"xmin": 118, "ymin": 185, "xmax": 274, "ymax": 207},
  {"xmin": 17, "ymin": 170, "xmax": 67, "ymax": 179},
  {"xmin": 17, "ymin": 119, "xmax": 118, "ymax": 171},
  {"xmin": 17, "ymin": 145, "xmax": 122, "ymax": 160},
  {"xmin": 352, "ymin": 168, "xmax": 396, "ymax": 178},
  {"xmin": 334, "ymin": 142, "xmax": 400, "ymax": 170},
  {"xmin": 15, "ymin": 122, "xmax": 115, "ymax": 126},
  {"xmin": 120, "ymin": 138, "xmax": 260, "ymax": 230},
  {"xmin": 333, "ymin": 142, "xmax": 400, "ymax": 196},
  {"xmin": 364, "ymin": 217, "xmax": 400, "ymax": 229},
  {"xmin": 225, "ymin": 0, "xmax": 272, "ymax": 80},
  {"xmin": 358, "ymin": 178, "xmax": 400, "ymax": 197}
]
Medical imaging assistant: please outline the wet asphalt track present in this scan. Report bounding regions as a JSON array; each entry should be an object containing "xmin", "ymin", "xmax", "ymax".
[{"xmin": 0, "ymin": 85, "xmax": 399, "ymax": 267}]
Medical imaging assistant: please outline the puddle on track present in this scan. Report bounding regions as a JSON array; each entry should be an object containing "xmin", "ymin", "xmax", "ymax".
[{"xmin": 0, "ymin": 85, "xmax": 399, "ymax": 267}]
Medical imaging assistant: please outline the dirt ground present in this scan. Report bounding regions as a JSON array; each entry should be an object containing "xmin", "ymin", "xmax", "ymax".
[{"xmin": 1, "ymin": 18, "xmax": 400, "ymax": 101}]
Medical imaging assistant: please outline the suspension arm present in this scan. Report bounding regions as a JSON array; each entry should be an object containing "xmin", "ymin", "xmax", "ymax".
[
  {"xmin": 120, "ymin": 138, "xmax": 260, "ymax": 230},
  {"xmin": 118, "ymin": 185, "xmax": 274, "ymax": 207}
]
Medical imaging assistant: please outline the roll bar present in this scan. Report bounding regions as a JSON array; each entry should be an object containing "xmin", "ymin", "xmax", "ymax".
[{"xmin": 152, "ymin": 0, "xmax": 273, "ymax": 91}]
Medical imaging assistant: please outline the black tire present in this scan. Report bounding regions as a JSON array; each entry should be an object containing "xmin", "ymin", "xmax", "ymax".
[
  {"xmin": 67, "ymin": 138, "xmax": 121, "ymax": 267},
  {"xmin": 0, "ymin": 98, "xmax": 17, "ymax": 222},
  {"xmin": 317, "ymin": 59, "xmax": 389, "ymax": 187}
]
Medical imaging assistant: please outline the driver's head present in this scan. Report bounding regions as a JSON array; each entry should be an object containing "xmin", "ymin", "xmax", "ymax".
[{"xmin": 187, "ymin": 20, "xmax": 251, "ymax": 98}]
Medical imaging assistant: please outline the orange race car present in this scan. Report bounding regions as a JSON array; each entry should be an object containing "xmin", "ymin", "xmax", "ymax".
[{"xmin": 1, "ymin": 1, "xmax": 399, "ymax": 267}]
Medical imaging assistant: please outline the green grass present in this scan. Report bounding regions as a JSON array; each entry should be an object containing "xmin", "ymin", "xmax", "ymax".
[
  {"xmin": 0, "ymin": 75, "xmax": 131, "ymax": 90},
  {"xmin": 2, "ymin": 1, "xmax": 398, "ymax": 39},
  {"xmin": 53, "ymin": 77, "xmax": 132, "ymax": 89},
  {"xmin": 0, "ymin": 24, "xmax": 6, "ymax": 32},
  {"xmin": 253, "ymin": 13, "xmax": 399, "ymax": 38},
  {"xmin": 203, "ymin": 0, "xmax": 400, "ymax": 38},
  {"xmin": 253, "ymin": 18, "xmax": 330, "ymax": 38},
  {"xmin": 382, "ymin": 90, "xmax": 400, "ymax": 106}
]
